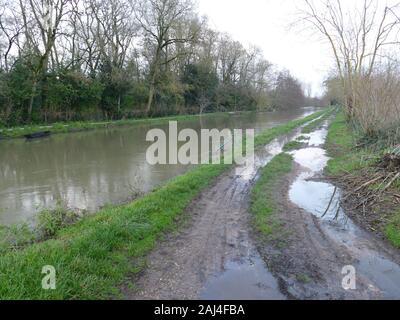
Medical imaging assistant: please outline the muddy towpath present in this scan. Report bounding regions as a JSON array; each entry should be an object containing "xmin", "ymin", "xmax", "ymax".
[
  {"xmin": 122, "ymin": 129, "xmax": 305, "ymax": 300},
  {"xmin": 257, "ymin": 121, "xmax": 400, "ymax": 300},
  {"xmin": 123, "ymin": 118, "xmax": 400, "ymax": 300}
]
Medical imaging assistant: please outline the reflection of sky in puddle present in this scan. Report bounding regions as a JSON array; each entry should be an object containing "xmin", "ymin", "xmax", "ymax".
[
  {"xmin": 200, "ymin": 255, "xmax": 285, "ymax": 300},
  {"xmin": 290, "ymin": 148, "xmax": 329, "ymax": 172},
  {"xmin": 308, "ymin": 127, "xmax": 328, "ymax": 147},
  {"xmin": 289, "ymin": 124, "xmax": 400, "ymax": 299},
  {"xmin": 207, "ymin": 135, "xmax": 294, "ymax": 299}
]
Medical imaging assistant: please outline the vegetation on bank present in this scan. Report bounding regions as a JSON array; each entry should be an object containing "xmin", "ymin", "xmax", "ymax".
[
  {"xmin": 0, "ymin": 112, "xmax": 230, "ymax": 139},
  {"xmin": 325, "ymin": 111, "xmax": 400, "ymax": 248},
  {"xmin": 301, "ymin": 108, "xmax": 335, "ymax": 134},
  {"xmin": 0, "ymin": 110, "xmax": 325, "ymax": 299},
  {"xmin": 283, "ymin": 140, "xmax": 304, "ymax": 152},
  {"xmin": 254, "ymin": 109, "xmax": 328, "ymax": 147},
  {"xmin": 250, "ymin": 153, "xmax": 293, "ymax": 237},
  {"xmin": 0, "ymin": 0, "xmax": 322, "ymax": 127}
]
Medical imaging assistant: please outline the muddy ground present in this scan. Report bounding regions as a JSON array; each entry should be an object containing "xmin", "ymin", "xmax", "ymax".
[
  {"xmin": 257, "ymin": 162, "xmax": 400, "ymax": 299},
  {"xmin": 122, "ymin": 134, "xmax": 294, "ymax": 300},
  {"xmin": 122, "ymin": 120, "xmax": 400, "ymax": 300}
]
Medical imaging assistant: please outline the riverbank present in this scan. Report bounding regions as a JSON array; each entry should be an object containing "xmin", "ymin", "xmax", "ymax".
[
  {"xmin": 325, "ymin": 112, "xmax": 400, "ymax": 248},
  {"xmin": 0, "ymin": 112, "xmax": 234, "ymax": 139},
  {"xmin": 0, "ymin": 109, "xmax": 327, "ymax": 300},
  {"xmin": 250, "ymin": 116, "xmax": 400, "ymax": 299}
]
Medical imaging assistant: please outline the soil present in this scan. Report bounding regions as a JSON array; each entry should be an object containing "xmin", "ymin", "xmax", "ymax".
[
  {"xmin": 122, "ymin": 120, "xmax": 400, "ymax": 300},
  {"xmin": 256, "ymin": 163, "xmax": 400, "ymax": 299}
]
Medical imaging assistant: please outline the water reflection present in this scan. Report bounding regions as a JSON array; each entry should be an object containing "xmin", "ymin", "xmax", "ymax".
[{"xmin": 0, "ymin": 107, "xmax": 318, "ymax": 225}]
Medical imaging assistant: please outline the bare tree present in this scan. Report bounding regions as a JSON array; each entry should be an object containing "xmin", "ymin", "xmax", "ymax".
[
  {"xmin": 299, "ymin": 0, "xmax": 400, "ymax": 117},
  {"xmin": 132, "ymin": 0, "xmax": 198, "ymax": 113}
]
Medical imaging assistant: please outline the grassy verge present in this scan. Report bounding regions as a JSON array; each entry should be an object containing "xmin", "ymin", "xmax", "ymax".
[
  {"xmin": 250, "ymin": 153, "xmax": 293, "ymax": 237},
  {"xmin": 385, "ymin": 210, "xmax": 400, "ymax": 248},
  {"xmin": 301, "ymin": 107, "xmax": 334, "ymax": 134},
  {"xmin": 325, "ymin": 111, "xmax": 400, "ymax": 248},
  {"xmin": 0, "ymin": 110, "xmax": 324, "ymax": 299},
  {"xmin": 254, "ymin": 109, "xmax": 328, "ymax": 147},
  {"xmin": 283, "ymin": 140, "xmax": 303, "ymax": 152},
  {"xmin": 0, "ymin": 112, "xmax": 230, "ymax": 139},
  {"xmin": 325, "ymin": 112, "xmax": 378, "ymax": 176}
]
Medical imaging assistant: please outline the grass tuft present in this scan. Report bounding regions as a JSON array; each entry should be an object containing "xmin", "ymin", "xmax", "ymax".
[
  {"xmin": 283, "ymin": 140, "xmax": 303, "ymax": 152},
  {"xmin": 0, "ymin": 110, "xmax": 324, "ymax": 299},
  {"xmin": 250, "ymin": 153, "xmax": 293, "ymax": 236}
]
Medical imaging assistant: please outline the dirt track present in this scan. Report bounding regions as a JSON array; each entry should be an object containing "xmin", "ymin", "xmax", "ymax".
[
  {"xmin": 257, "ymin": 123, "xmax": 400, "ymax": 300},
  {"xmin": 123, "ymin": 135, "xmax": 293, "ymax": 300},
  {"xmin": 123, "ymin": 120, "xmax": 400, "ymax": 300}
]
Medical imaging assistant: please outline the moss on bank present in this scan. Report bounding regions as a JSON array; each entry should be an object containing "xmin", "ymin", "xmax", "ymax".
[{"xmin": 0, "ymin": 110, "xmax": 325, "ymax": 299}]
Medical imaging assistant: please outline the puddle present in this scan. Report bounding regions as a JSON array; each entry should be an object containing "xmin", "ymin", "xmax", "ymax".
[
  {"xmin": 307, "ymin": 127, "xmax": 328, "ymax": 147},
  {"xmin": 200, "ymin": 131, "xmax": 301, "ymax": 300},
  {"xmin": 289, "ymin": 123, "xmax": 400, "ymax": 299},
  {"xmin": 200, "ymin": 253, "xmax": 285, "ymax": 300},
  {"xmin": 291, "ymin": 148, "xmax": 329, "ymax": 172}
]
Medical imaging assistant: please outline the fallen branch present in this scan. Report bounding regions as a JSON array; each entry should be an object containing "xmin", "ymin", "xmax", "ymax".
[
  {"xmin": 322, "ymin": 187, "xmax": 337, "ymax": 218},
  {"xmin": 381, "ymin": 172, "xmax": 400, "ymax": 194}
]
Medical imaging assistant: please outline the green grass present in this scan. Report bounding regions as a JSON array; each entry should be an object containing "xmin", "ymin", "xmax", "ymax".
[
  {"xmin": 385, "ymin": 211, "xmax": 400, "ymax": 248},
  {"xmin": 301, "ymin": 108, "xmax": 334, "ymax": 134},
  {"xmin": 0, "ymin": 110, "xmax": 324, "ymax": 299},
  {"xmin": 254, "ymin": 109, "xmax": 328, "ymax": 147},
  {"xmin": 326, "ymin": 110, "xmax": 400, "ymax": 248},
  {"xmin": 282, "ymin": 140, "xmax": 303, "ymax": 152},
  {"xmin": 0, "ymin": 112, "xmax": 230, "ymax": 139},
  {"xmin": 250, "ymin": 153, "xmax": 293, "ymax": 236},
  {"xmin": 0, "ymin": 164, "xmax": 228, "ymax": 299},
  {"xmin": 296, "ymin": 135, "xmax": 309, "ymax": 141},
  {"xmin": 325, "ymin": 112, "xmax": 376, "ymax": 176}
]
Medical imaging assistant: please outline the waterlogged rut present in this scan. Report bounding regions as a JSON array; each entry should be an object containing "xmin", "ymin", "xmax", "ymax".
[
  {"xmin": 261, "ymin": 121, "xmax": 400, "ymax": 299},
  {"xmin": 124, "ymin": 131, "xmax": 302, "ymax": 300},
  {"xmin": 125, "ymin": 116, "xmax": 400, "ymax": 300}
]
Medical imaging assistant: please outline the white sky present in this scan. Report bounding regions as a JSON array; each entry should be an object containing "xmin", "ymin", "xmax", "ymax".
[{"xmin": 198, "ymin": 0, "xmax": 333, "ymax": 96}]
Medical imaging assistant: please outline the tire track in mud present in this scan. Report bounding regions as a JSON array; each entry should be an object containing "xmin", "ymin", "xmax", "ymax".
[
  {"xmin": 257, "ymin": 121, "xmax": 400, "ymax": 300},
  {"xmin": 123, "ymin": 133, "xmax": 298, "ymax": 300}
]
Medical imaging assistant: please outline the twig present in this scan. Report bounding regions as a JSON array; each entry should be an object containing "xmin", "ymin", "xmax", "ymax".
[
  {"xmin": 321, "ymin": 187, "xmax": 337, "ymax": 218},
  {"xmin": 381, "ymin": 172, "xmax": 400, "ymax": 193},
  {"xmin": 343, "ymin": 175, "xmax": 383, "ymax": 201}
]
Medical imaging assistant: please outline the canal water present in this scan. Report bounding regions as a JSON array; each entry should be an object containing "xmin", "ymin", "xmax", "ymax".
[{"xmin": 0, "ymin": 107, "xmax": 319, "ymax": 225}]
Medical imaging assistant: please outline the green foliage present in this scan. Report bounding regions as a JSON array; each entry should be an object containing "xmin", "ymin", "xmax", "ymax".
[
  {"xmin": 36, "ymin": 203, "xmax": 81, "ymax": 239},
  {"xmin": 0, "ymin": 111, "xmax": 323, "ymax": 299},
  {"xmin": 385, "ymin": 211, "xmax": 400, "ymax": 248},
  {"xmin": 283, "ymin": 140, "xmax": 303, "ymax": 152},
  {"xmin": 182, "ymin": 63, "xmax": 218, "ymax": 113},
  {"xmin": 255, "ymin": 109, "xmax": 327, "ymax": 147},
  {"xmin": 0, "ymin": 224, "xmax": 36, "ymax": 254},
  {"xmin": 326, "ymin": 110, "xmax": 400, "ymax": 249},
  {"xmin": 250, "ymin": 153, "xmax": 293, "ymax": 236},
  {"xmin": 325, "ymin": 111, "xmax": 375, "ymax": 176},
  {"xmin": 301, "ymin": 108, "xmax": 334, "ymax": 134}
]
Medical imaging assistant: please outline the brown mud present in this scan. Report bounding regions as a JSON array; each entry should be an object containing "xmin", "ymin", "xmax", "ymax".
[
  {"xmin": 123, "ymin": 119, "xmax": 400, "ymax": 300},
  {"xmin": 258, "ymin": 123, "xmax": 400, "ymax": 300}
]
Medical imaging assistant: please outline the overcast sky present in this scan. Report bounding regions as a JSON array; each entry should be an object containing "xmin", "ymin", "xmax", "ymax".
[{"xmin": 198, "ymin": 0, "xmax": 333, "ymax": 96}]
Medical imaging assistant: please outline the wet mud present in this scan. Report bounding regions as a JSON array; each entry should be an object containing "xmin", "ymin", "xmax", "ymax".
[{"xmin": 258, "ymin": 122, "xmax": 400, "ymax": 299}]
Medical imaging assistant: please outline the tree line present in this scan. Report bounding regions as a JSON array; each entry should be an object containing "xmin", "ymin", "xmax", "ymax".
[
  {"xmin": 0, "ymin": 0, "xmax": 316, "ymax": 126},
  {"xmin": 301, "ymin": 0, "xmax": 400, "ymax": 136}
]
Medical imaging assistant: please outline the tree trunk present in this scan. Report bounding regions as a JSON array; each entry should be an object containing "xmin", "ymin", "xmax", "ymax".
[
  {"xmin": 28, "ymin": 79, "xmax": 38, "ymax": 123},
  {"xmin": 147, "ymin": 68, "xmax": 157, "ymax": 114}
]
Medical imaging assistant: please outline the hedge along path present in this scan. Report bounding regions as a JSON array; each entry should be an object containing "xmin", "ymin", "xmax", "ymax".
[{"xmin": 0, "ymin": 109, "xmax": 328, "ymax": 300}]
